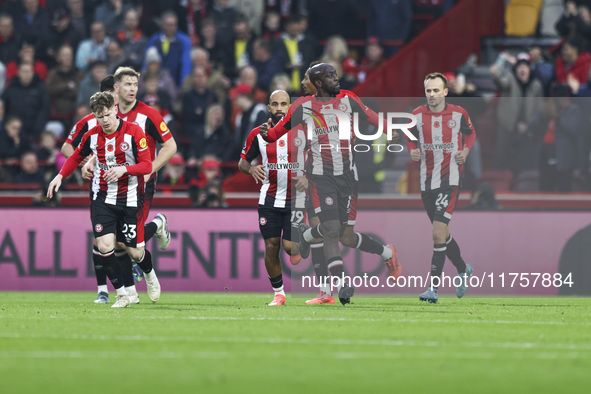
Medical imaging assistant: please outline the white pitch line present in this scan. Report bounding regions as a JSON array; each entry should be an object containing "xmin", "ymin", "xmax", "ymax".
[
  {"xmin": 1, "ymin": 332, "xmax": 591, "ymax": 352},
  {"xmin": 2, "ymin": 314, "xmax": 590, "ymax": 327},
  {"xmin": 0, "ymin": 350, "xmax": 588, "ymax": 361}
]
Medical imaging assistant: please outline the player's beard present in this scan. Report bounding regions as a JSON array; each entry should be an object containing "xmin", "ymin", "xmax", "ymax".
[{"xmin": 271, "ymin": 113, "xmax": 284, "ymax": 125}]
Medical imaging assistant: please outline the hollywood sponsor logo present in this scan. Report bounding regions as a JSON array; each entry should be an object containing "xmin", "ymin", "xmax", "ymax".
[
  {"xmin": 266, "ymin": 162, "xmax": 300, "ymax": 170},
  {"xmin": 98, "ymin": 162, "xmax": 131, "ymax": 171},
  {"xmin": 422, "ymin": 142, "xmax": 456, "ymax": 152}
]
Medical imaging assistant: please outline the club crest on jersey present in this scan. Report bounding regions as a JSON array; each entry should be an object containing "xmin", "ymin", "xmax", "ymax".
[
  {"xmin": 160, "ymin": 122, "xmax": 168, "ymax": 132},
  {"xmin": 447, "ymin": 119, "xmax": 457, "ymax": 128},
  {"xmin": 338, "ymin": 103, "xmax": 348, "ymax": 112},
  {"xmin": 139, "ymin": 138, "xmax": 147, "ymax": 148},
  {"xmin": 325, "ymin": 197, "xmax": 334, "ymax": 206},
  {"xmin": 293, "ymin": 137, "xmax": 302, "ymax": 146},
  {"xmin": 120, "ymin": 141, "xmax": 130, "ymax": 151},
  {"xmin": 106, "ymin": 144, "xmax": 115, "ymax": 153},
  {"xmin": 278, "ymin": 139, "xmax": 286, "ymax": 147},
  {"xmin": 259, "ymin": 217, "xmax": 267, "ymax": 226},
  {"xmin": 95, "ymin": 224, "xmax": 103, "ymax": 233},
  {"xmin": 433, "ymin": 121, "xmax": 441, "ymax": 128}
]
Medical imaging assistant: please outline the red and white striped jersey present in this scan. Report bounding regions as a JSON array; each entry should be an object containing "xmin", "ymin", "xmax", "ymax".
[
  {"xmin": 60, "ymin": 120, "xmax": 152, "ymax": 207},
  {"xmin": 241, "ymin": 126, "xmax": 306, "ymax": 208},
  {"xmin": 407, "ymin": 103, "xmax": 476, "ymax": 191},
  {"xmin": 265, "ymin": 95, "xmax": 378, "ymax": 177},
  {"xmin": 117, "ymin": 100, "xmax": 173, "ymax": 161},
  {"xmin": 66, "ymin": 113, "xmax": 98, "ymax": 148}
]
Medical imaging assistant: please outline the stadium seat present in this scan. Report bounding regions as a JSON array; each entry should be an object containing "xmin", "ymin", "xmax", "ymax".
[
  {"xmin": 505, "ymin": 0, "xmax": 543, "ymax": 36},
  {"xmin": 540, "ymin": 0, "xmax": 563, "ymax": 37},
  {"xmin": 479, "ymin": 170, "xmax": 514, "ymax": 192},
  {"xmin": 512, "ymin": 169, "xmax": 539, "ymax": 192}
]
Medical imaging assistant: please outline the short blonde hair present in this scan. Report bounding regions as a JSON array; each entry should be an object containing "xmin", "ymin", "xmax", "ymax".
[{"xmin": 114, "ymin": 66, "xmax": 140, "ymax": 83}]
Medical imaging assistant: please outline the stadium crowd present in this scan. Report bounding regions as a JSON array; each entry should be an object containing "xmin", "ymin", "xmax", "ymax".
[{"xmin": 4, "ymin": 0, "xmax": 590, "ymax": 202}]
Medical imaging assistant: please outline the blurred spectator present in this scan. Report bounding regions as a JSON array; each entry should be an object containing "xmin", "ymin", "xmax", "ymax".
[
  {"xmin": 231, "ymin": 0, "xmax": 264, "ymax": 36},
  {"xmin": 14, "ymin": 151, "xmax": 45, "ymax": 184},
  {"xmin": 568, "ymin": 62, "xmax": 591, "ymax": 96},
  {"xmin": 200, "ymin": 18, "xmax": 229, "ymax": 71},
  {"xmin": 308, "ymin": 0, "xmax": 357, "ymax": 40},
  {"xmin": 357, "ymin": 41, "xmax": 386, "ymax": 83},
  {"xmin": 75, "ymin": 21, "xmax": 111, "ymax": 71},
  {"xmin": 232, "ymin": 83, "xmax": 267, "ymax": 156},
  {"xmin": 45, "ymin": 44, "xmax": 84, "ymax": 123},
  {"xmin": 0, "ymin": 14, "xmax": 20, "ymax": 63},
  {"xmin": 13, "ymin": 0, "xmax": 50, "ymax": 55},
  {"xmin": 76, "ymin": 60, "xmax": 108, "ymax": 108},
  {"xmin": 528, "ymin": 45, "xmax": 555, "ymax": 96},
  {"xmin": 466, "ymin": 182, "xmax": 500, "ymax": 210},
  {"xmin": 105, "ymin": 38, "xmax": 128, "ymax": 73},
  {"xmin": 178, "ymin": 0, "xmax": 208, "ymax": 46},
  {"xmin": 160, "ymin": 152, "xmax": 187, "ymax": 185},
  {"xmin": 236, "ymin": 65, "xmax": 267, "ymax": 103},
  {"xmin": 146, "ymin": 11, "xmax": 192, "ymax": 87},
  {"xmin": 182, "ymin": 65, "xmax": 218, "ymax": 139},
  {"xmin": 531, "ymin": 84, "xmax": 589, "ymax": 192},
  {"xmin": 251, "ymin": 38, "xmax": 282, "ymax": 92},
  {"xmin": 140, "ymin": 47, "xmax": 178, "ymax": 109},
  {"xmin": 2, "ymin": 62, "xmax": 50, "ymax": 139},
  {"xmin": 45, "ymin": 8, "xmax": 82, "ymax": 66},
  {"xmin": 139, "ymin": 71, "xmax": 173, "ymax": 124},
  {"xmin": 188, "ymin": 103, "xmax": 232, "ymax": 162},
  {"xmin": 321, "ymin": 35, "xmax": 359, "ymax": 87},
  {"xmin": 181, "ymin": 46, "xmax": 231, "ymax": 105},
  {"xmin": 116, "ymin": 7, "xmax": 147, "ymax": 70},
  {"xmin": 262, "ymin": 10, "xmax": 281, "ymax": 43},
  {"xmin": 199, "ymin": 180, "xmax": 227, "ymax": 207},
  {"xmin": 275, "ymin": 14, "xmax": 318, "ymax": 92},
  {"xmin": 0, "ymin": 116, "xmax": 31, "ymax": 162},
  {"xmin": 264, "ymin": 0, "xmax": 308, "ymax": 23},
  {"xmin": 555, "ymin": 38, "xmax": 591, "ymax": 84},
  {"xmin": 229, "ymin": 14, "xmax": 256, "ymax": 78},
  {"xmin": 94, "ymin": 0, "xmax": 134, "ymax": 36},
  {"xmin": 367, "ymin": 0, "xmax": 412, "ymax": 56},
  {"xmin": 490, "ymin": 55, "xmax": 543, "ymax": 174},
  {"xmin": 5, "ymin": 41, "xmax": 47, "ymax": 82},
  {"xmin": 555, "ymin": 1, "xmax": 591, "ymax": 47},
  {"xmin": 66, "ymin": 0, "xmax": 91, "ymax": 38},
  {"xmin": 269, "ymin": 72, "xmax": 293, "ymax": 93},
  {"xmin": 36, "ymin": 130, "xmax": 59, "ymax": 165},
  {"xmin": 209, "ymin": 0, "xmax": 237, "ymax": 49}
]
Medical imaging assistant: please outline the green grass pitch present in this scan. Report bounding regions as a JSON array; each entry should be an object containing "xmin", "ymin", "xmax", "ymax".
[{"xmin": 1, "ymin": 292, "xmax": 590, "ymax": 393}]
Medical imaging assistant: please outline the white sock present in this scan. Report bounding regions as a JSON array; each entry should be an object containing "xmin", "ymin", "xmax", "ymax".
[
  {"xmin": 273, "ymin": 285, "xmax": 285, "ymax": 297},
  {"xmin": 125, "ymin": 285, "xmax": 138, "ymax": 295},
  {"xmin": 303, "ymin": 227, "xmax": 319, "ymax": 242},
  {"xmin": 152, "ymin": 216, "xmax": 163, "ymax": 230},
  {"xmin": 320, "ymin": 283, "xmax": 331, "ymax": 295},
  {"xmin": 98, "ymin": 285, "xmax": 108, "ymax": 294},
  {"xmin": 116, "ymin": 287, "xmax": 128, "ymax": 296},
  {"xmin": 381, "ymin": 245, "xmax": 393, "ymax": 260}
]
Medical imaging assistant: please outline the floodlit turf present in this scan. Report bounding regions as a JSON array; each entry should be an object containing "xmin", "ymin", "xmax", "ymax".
[{"xmin": 0, "ymin": 292, "xmax": 590, "ymax": 394}]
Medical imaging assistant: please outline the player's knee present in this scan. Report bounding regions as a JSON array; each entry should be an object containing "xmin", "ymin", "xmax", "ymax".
[
  {"xmin": 432, "ymin": 222, "xmax": 448, "ymax": 244},
  {"xmin": 320, "ymin": 221, "xmax": 340, "ymax": 240},
  {"xmin": 309, "ymin": 216, "xmax": 320, "ymax": 227},
  {"xmin": 96, "ymin": 239, "xmax": 115, "ymax": 255},
  {"xmin": 126, "ymin": 247, "xmax": 144, "ymax": 262},
  {"xmin": 265, "ymin": 238, "xmax": 280, "ymax": 254}
]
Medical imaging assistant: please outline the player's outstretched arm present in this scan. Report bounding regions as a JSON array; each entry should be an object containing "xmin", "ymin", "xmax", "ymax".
[
  {"xmin": 259, "ymin": 118, "xmax": 273, "ymax": 139},
  {"xmin": 47, "ymin": 174, "xmax": 63, "ymax": 199}
]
